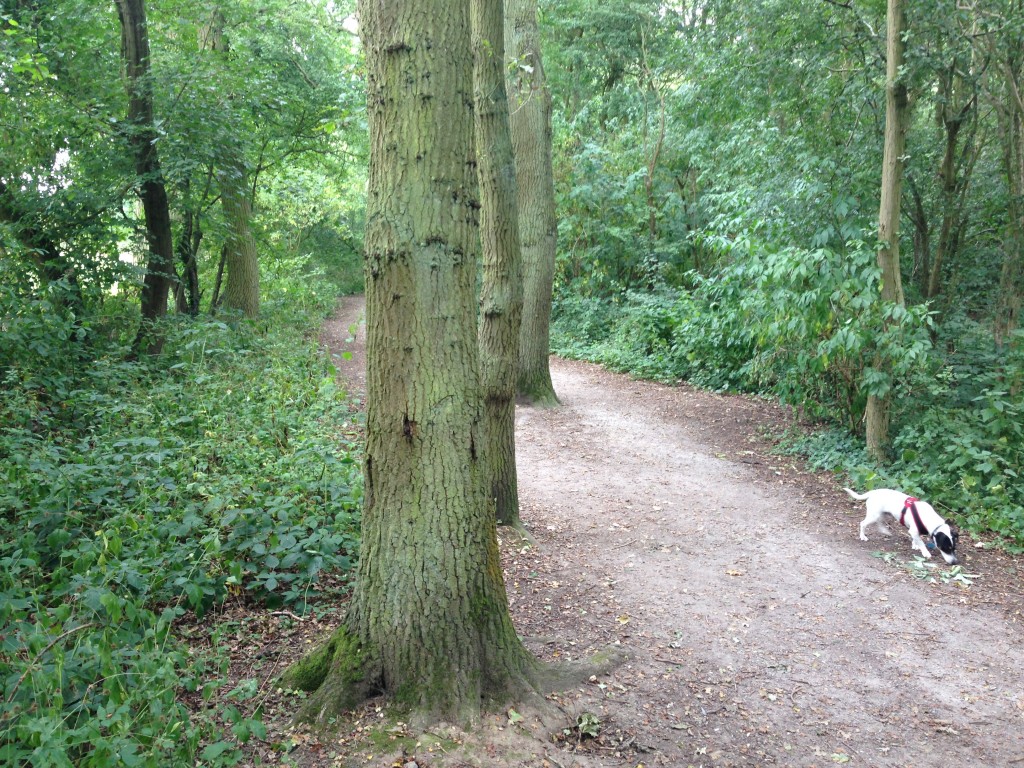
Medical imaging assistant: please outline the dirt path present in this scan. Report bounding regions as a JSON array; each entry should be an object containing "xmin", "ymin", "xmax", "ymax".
[{"xmin": 316, "ymin": 295, "xmax": 1024, "ymax": 768}]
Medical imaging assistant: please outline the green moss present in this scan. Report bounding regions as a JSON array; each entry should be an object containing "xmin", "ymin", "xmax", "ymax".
[{"xmin": 281, "ymin": 624, "xmax": 365, "ymax": 693}]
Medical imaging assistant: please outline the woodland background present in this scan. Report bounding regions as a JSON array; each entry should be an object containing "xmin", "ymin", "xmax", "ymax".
[{"xmin": 2, "ymin": 0, "xmax": 1022, "ymax": 763}]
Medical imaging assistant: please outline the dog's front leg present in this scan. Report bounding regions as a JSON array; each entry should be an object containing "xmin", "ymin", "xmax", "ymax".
[{"xmin": 910, "ymin": 535, "xmax": 932, "ymax": 558}]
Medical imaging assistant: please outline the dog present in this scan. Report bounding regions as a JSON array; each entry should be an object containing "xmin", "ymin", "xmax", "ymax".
[{"xmin": 844, "ymin": 487, "xmax": 959, "ymax": 565}]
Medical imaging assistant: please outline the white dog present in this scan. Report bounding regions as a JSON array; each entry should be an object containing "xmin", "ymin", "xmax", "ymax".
[{"xmin": 844, "ymin": 487, "xmax": 959, "ymax": 565}]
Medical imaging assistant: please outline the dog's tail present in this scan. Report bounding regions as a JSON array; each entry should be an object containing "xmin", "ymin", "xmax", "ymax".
[{"xmin": 843, "ymin": 487, "xmax": 870, "ymax": 501}]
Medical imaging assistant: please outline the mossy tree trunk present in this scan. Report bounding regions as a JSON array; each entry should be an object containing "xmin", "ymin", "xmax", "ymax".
[
  {"xmin": 506, "ymin": 0, "xmax": 559, "ymax": 406},
  {"xmin": 203, "ymin": 14, "xmax": 260, "ymax": 319},
  {"xmin": 474, "ymin": 0, "xmax": 524, "ymax": 526},
  {"xmin": 218, "ymin": 158, "xmax": 261, "ymax": 318},
  {"xmin": 285, "ymin": 0, "xmax": 539, "ymax": 726},
  {"xmin": 865, "ymin": 0, "xmax": 909, "ymax": 463},
  {"xmin": 117, "ymin": 0, "xmax": 174, "ymax": 355}
]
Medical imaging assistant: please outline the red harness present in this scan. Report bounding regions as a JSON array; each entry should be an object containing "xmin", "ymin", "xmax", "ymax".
[{"xmin": 899, "ymin": 497, "xmax": 930, "ymax": 536}]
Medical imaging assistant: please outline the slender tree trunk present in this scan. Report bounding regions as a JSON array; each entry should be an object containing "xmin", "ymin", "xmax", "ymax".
[
  {"xmin": 473, "ymin": 0, "xmax": 524, "ymax": 526},
  {"xmin": 927, "ymin": 60, "xmax": 978, "ymax": 301},
  {"xmin": 284, "ymin": 0, "xmax": 539, "ymax": 726},
  {"xmin": 174, "ymin": 206, "xmax": 201, "ymax": 316},
  {"xmin": 506, "ymin": 0, "xmax": 559, "ymax": 405},
  {"xmin": 210, "ymin": 244, "xmax": 227, "ymax": 313},
  {"xmin": 117, "ymin": 0, "xmax": 174, "ymax": 356},
  {"xmin": 640, "ymin": 28, "xmax": 665, "ymax": 243},
  {"xmin": 865, "ymin": 0, "xmax": 909, "ymax": 463},
  {"xmin": 907, "ymin": 175, "xmax": 931, "ymax": 293}
]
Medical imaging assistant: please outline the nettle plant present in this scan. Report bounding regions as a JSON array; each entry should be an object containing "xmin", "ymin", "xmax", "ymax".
[{"xmin": 1, "ymin": 288, "xmax": 363, "ymax": 764}]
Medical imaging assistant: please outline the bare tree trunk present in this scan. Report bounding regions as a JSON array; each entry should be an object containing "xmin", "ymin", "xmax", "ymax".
[
  {"xmin": 210, "ymin": 244, "xmax": 227, "ymax": 313},
  {"xmin": 865, "ymin": 0, "xmax": 909, "ymax": 463},
  {"xmin": 474, "ymin": 0, "xmax": 524, "ymax": 527},
  {"xmin": 641, "ymin": 28, "xmax": 666, "ymax": 243},
  {"xmin": 117, "ymin": 0, "xmax": 175, "ymax": 356},
  {"xmin": 203, "ymin": 15, "xmax": 260, "ymax": 318},
  {"xmin": 219, "ymin": 160, "xmax": 261, "ymax": 318},
  {"xmin": 991, "ymin": 14, "xmax": 1024, "ymax": 348},
  {"xmin": 284, "ymin": 0, "xmax": 541, "ymax": 726},
  {"xmin": 174, "ymin": 206, "xmax": 202, "ymax": 316},
  {"xmin": 506, "ymin": 0, "xmax": 559, "ymax": 406},
  {"xmin": 927, "ymin": 58, "xmax": 979, "ymax": 301}
]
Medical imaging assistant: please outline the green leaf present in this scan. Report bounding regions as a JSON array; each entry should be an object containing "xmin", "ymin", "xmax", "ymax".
[{"xmin": 201, "ymin": 741, "xmax": 234, "ymax": 760}]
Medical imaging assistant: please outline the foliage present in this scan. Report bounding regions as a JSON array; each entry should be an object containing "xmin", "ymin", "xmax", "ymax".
[
  {"xmin": 543, "ymin": 0, "xmax": 1023, "ymax": 547},
  {"xmin": 0, "ymin": 258, "xmax": 362, "ymax": 764}
]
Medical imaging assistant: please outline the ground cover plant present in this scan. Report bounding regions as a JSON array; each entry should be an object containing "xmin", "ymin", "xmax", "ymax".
[{"xmin": 0, "ymin": 256, "xmax": 362, "ymax": 766}]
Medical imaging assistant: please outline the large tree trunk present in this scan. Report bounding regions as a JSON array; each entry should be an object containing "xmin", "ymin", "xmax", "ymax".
[
  {"xmin": 473, "ymin": 0, "xmax": 524, "ymax": 526},
  {"xmin": 117, "ymin": 0, "xmax": 174, "ymax": 356},
  {"xmin": 993, "ymin": 18, "xmax": 1024, "ymax": 348},
  {"xmin": 203, "ymin": 16, "xmax": 260, "ymax": 319},
  {"xmin": 506, "ymin": 0, "xmax": 559, "ymax": 406},
  {"xmin": 218, "ymin": 159, "xmax": 261, "ymax": 318},
  {"xmin": 865, "ymin": 0, "xmax": 909, "ymax": 463},
  {"xmin": 284, "ymin": 0, "xmax": 539, "ymax": 726}
]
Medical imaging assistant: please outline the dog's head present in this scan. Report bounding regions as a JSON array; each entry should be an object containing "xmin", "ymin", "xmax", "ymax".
[{"xmin": 932, "ymin": 525, "xmax": 960, "ymax": 565}]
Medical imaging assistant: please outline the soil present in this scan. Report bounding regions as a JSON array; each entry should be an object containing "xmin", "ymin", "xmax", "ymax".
[{"xmin": 208, "ymin": 295, "xmax": 1024, "ymax": 768}]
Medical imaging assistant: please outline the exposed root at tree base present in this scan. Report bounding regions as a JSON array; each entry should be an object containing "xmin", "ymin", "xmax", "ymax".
[{"xmin": 281, "ymin": 627, "xmax": 630, "ymax": 753}]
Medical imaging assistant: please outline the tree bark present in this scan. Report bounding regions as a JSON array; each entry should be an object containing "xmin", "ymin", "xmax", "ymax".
[
  {"xmin": 284, "ymin": 0, "xmax": 539, "ymax": 725},
  {"xmin": 926, "ymin": 58, "xmax": 978, "ymax": 302},
  {"xmin": 992, "ymin": 15, "xmax": 1024, "ymax": 348},
  {"xmin": 473, "ymin": 0, "xmax": 524, "ymax": 526},
  {"xmin": 865, "ymin": 0, "xmax": 909, "ymax": 463},
  {"xmin": 203, "ymin": 15, "xmax": 260, "ymax": 319},
  {"xmin": 174, "ymin": 205, "xmax": 201, "ymax": 316},
  {"xmin": 219, "ymin": 158, "xmax": 261, "ymax": 318},
  {"xmin": 506, "ymin": 0, "xmax": 559, "ymax": 405},
  {"xmin": 117, "ymin": 0, "xmax": 175, "ymax": 356}
]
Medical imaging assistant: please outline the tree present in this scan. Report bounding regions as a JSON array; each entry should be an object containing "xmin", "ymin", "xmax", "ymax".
[
  {"xmin": 865, "ymin": 0, "xmax": 910, "ymax": 462},
  {"xmin": 117, "ymin": 0, "xmax": 175, "ymax": 354},
  {"xmin": 507, "ymin": 0, "xmax": 559, "ymax": 405},
  {"xmin": 202, "ymin": 13, "xmax": 260, "ymax": 318},
  {"xmin": 283, "ymin": 0, "xmax": 541, "ymax": 724},
  {"xmin": 474, "ymin": 0, "xmax": 524, "ymax": 525},
  {"xmin": 981, "ymin": 0, "xmax": 1024, "ymax": 348},
  {"xmin": 905, "ymin": 8, "xmax": 984, "ymax": 304}
]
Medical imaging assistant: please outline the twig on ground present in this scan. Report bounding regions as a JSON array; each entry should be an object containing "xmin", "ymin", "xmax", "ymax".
[{"xmin": 271, "ymin": 610, "xmax": 306, "ymax": 622}]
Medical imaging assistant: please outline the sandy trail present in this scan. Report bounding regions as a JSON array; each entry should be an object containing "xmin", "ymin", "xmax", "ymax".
[
  {"xmin": 318, "ymin": 295, "xmax": 1024, "ymax": 767},
  {"xmin": 515, "ymin": 357, "xmax": 1023, "ymax": 767}
]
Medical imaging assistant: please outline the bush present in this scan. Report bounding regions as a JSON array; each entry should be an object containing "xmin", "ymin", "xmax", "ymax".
[{"xmin": 551, "ymin": 235, "xmax": 1024, "ymax": 548}]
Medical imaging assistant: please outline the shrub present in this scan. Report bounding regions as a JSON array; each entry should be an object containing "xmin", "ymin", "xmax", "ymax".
[{"xmin": 0, "ymin": 264, "xmax": 362, "ymax": 763}]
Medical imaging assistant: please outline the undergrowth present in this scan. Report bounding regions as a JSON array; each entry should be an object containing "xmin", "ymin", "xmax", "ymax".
[
  {"xmin": 552, "ymin": 237, "xmax": 1024, "ymax": 551},
  {"xmin": 0, "ymin": 257, "xmax": 362, "ymax": 765}
]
